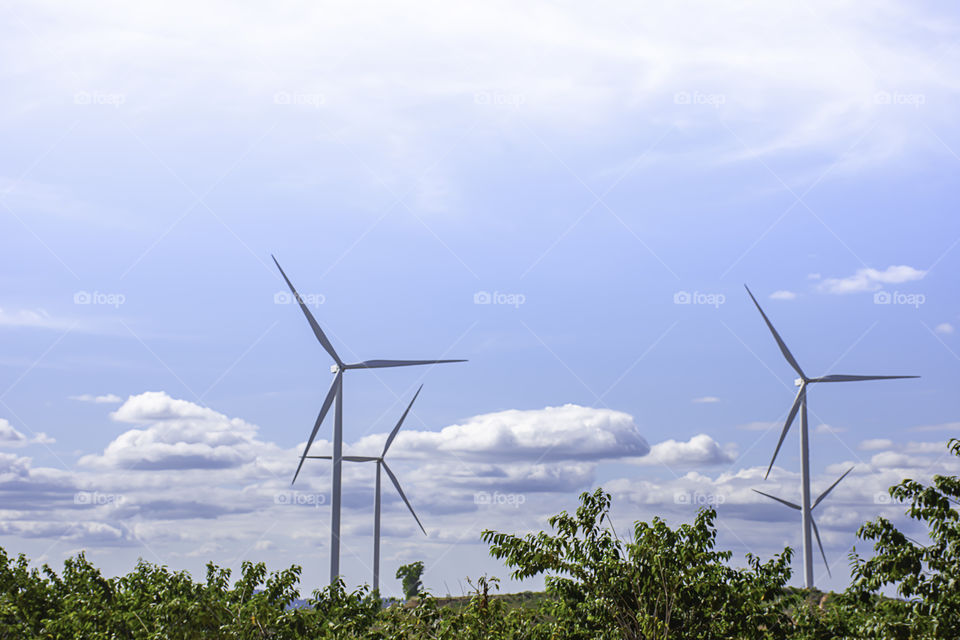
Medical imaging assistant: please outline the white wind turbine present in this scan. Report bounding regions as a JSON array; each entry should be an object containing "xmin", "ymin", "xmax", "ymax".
[
  {"xmin": 744, "ymin": 285, "xmax": 918, "ymax": 588},
  {"xmin": 307, "ymin": 385, "xmax": 426, "ymax": 593},
  {"xmin": 273, "ymin": 256, "xmax": 465, "ymax": 585},
  {"xmin": 752, "ymin": 467, "xmax": 854, "ymax": 580}
]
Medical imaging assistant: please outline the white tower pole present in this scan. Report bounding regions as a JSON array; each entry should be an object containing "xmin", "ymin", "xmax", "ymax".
[
  {"xmin": 798, "ymin": 389, "xmax": 814, "ymax": 589},
  {"xmin": 373, "ymin": 460, "xmax": 382, "ymax": 593},
  {"xmin": 330, "ymin": 381, "xmax": 344, "ymax": 584}
]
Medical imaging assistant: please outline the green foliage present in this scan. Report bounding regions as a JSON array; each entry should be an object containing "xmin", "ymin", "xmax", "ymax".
[
  {"xmin": 394, "ymin": 561, "xmax": 424, "ymax": 601},
  {"xmin": 482, "ymin": 488, "xmax": 793, "ymax": 639},
  {"xmin": 846, "ymin": 438, "xmax": 960, "ymax": 639},
  {"xmin": 2, "ymin": 461, "xmax": 958, "ymax": 639}
]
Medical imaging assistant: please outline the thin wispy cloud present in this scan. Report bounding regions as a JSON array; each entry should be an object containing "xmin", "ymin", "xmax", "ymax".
[
  {"xmin": 769, "ymin": 290, "xmax": 796, "ymax": 300},
  {"xmin": 69, "ymin": 394, "xmax": 123, "ymax": 404},
  {"xmin": 816, "ymin": 265, "xmax": 926, "ymax": 294}
]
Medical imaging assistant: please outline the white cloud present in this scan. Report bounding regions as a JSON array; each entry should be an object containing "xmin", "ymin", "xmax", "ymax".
[
  {"xmin": 0, "ymin": 308, "xmax": 126, "ymax": 336},
  {"xmin": 0, "ymin": 419, "xmax": 55, "ymax": 448},
  {"xmin": 817, "ymin": 265, "xmax": 926, "ymax": 294},
  {"xmin": 80, "ymin": 391, "xmax": 285, "ymax": 471},
  {"xmin": 70, "ymin": 394, "xmax": 123, "ymax": 404},
  {"xmin": 859, "ymin": 438, "xmax": 893, "ymax": 451},
  {"xmin": 0, "ymin": 420, "xmax": 29, "ymax": 447},
  {"xmin": 369, "ymin": 404, "xmax": 650, "ymax": 462},
  {"xmin": 935, "ymin": 323, "xmax": 955, "ymax": 335},
  {"xmin": 807, "ymin": 273, "xmax": 821, "ymax": 280},
  {"xmin": 910, "ymin": 421, "xmax": 960, "ymax": 432},
  {"xmin": 815, "ymin": 423, "xmax": 847, "ymax": 435},
  {"xmin": 692, "ymin": 396, "xmax": 720, "ymax": 404},
  {"xmin": 2, "ymin": 0, "xmax": 957, "ymax": 196},
  {"xmin": 769, "ymin": 290, "xmax": 796, "ymax": 300},
  {"xmin": 634, "ymin": 434, "xmax": 734, "ymax": 467},
  {"xmin": 0, "ymin": 308, "xmax": 76, "ymax": 331}
]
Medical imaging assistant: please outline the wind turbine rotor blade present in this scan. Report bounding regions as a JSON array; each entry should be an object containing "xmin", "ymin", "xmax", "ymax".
[
  {"xmin": 381, "ymin": 461, "xmax": 427, "ymax": 536},
  {"xmin": 383, "ymin": 385, "xmax": 422, "ymax": 457},
  {"xmin": 813, "ymin": 466, "xmax": 855, "ymax": 510},
  {"xmin": 291, "ymin": 373, "xmax": 340, "ymax": 485},
  {"xmin": 342, "ymin": 456, "xmax": 379, "ymax": 462},
  {"xmin": 765, "ymin": 387, "xmax": 803, "ymax": 480},
  {"xmin": 752, "ymin": 488, "xmax": 801, "ymax": 511},
  {"xmin": 346, "ymin": 360, "xmax": 466, "ymax": 369},
  {"xmin": 272, "ymin": 255, "xmax": 342, "ymax": 366},
  {"xmin": 744, "ymin": 285, "xmax": 806, "ymax": 378},
  {"xmin": 305, "ymin": 455, "xmax": 333, "ymax": 460},
  {"xmin": 811, "ymin": 517, "xmax": 831, "ymax": 578},
  {"xmin": 348, "ymin": 359, "xmax": 467, "ymax": 369},
  {"xmin": 808, "ymin": 374, "xmax": 920, "ymax": 383}
]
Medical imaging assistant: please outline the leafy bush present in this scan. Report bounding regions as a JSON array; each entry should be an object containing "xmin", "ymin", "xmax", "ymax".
[
  {"xmin": 483, "ymin": 488, "xmax": 793, "ymax": 639},
  {"xmin": 846, "ymin": 438, "xmax": 960, "ymax": 639},
  {"xmin": 394, "ymin": 561, "xmax": 424, "ymax": 601}
]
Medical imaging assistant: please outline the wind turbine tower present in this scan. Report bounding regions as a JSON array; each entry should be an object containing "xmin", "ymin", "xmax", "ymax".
[
  {"xmin": 273, "ymin": 256, "xmax": 465, "ymax": 585},
  {"xmin": 744, "ymin": 285, "xmax": 917, "ymax": 588},
  {"xmin": 308, "ymin": 385, "xmax": 427, "ymax": 592}
]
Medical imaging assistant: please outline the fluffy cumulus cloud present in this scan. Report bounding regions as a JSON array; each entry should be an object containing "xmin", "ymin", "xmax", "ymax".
[
  {"xmin": 0, "ymin": 420, "xmax": 29, "ymax": 447},
  {"xmin": 0, "ymin": 419, "xmax": 54, "ymax": 448},
  {"xmin": 816, "ymin": 265, "xmax": 926, "ymax": 294},
  {"xmin": 362, "ymin": 404, "xmax": 650, "ymax": 462},
  {"xmin": 634, "ymin": 434, "xmax": 735, "ymax": 468},
  {"xmin": 80, "ymin": 392, "xmax": 275, "ymax": 470}
]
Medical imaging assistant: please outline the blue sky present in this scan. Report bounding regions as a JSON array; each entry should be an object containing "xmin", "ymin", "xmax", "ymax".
[{"xmin": 1, "ymin": 1, "xmax": 959, "ymax": 596}]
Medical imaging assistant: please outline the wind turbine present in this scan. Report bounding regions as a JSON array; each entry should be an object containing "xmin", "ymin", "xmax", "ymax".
[
  {"xmin": 752, "ymin": 467, "xmax": 853, "ymax": 579},
  {"xmin": 273, "ymin": 255, "xmax": 465, "ymax": 585},
  {"xmin": 744, "ymin": 285, "xmax": 918, "ymax": 588},
  {"xmin": 307, "ymin": 385, "xmax": 426, "ymax": 593}
]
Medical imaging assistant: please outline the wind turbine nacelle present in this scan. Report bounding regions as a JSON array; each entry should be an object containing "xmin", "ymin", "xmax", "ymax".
[
  {"xmin": 794, "ymin": 377, "xmax": 804, "ymax": 387},
  {"xmin": 331, "ymin": 364, "xmax": 340, "ymax": 374}
]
